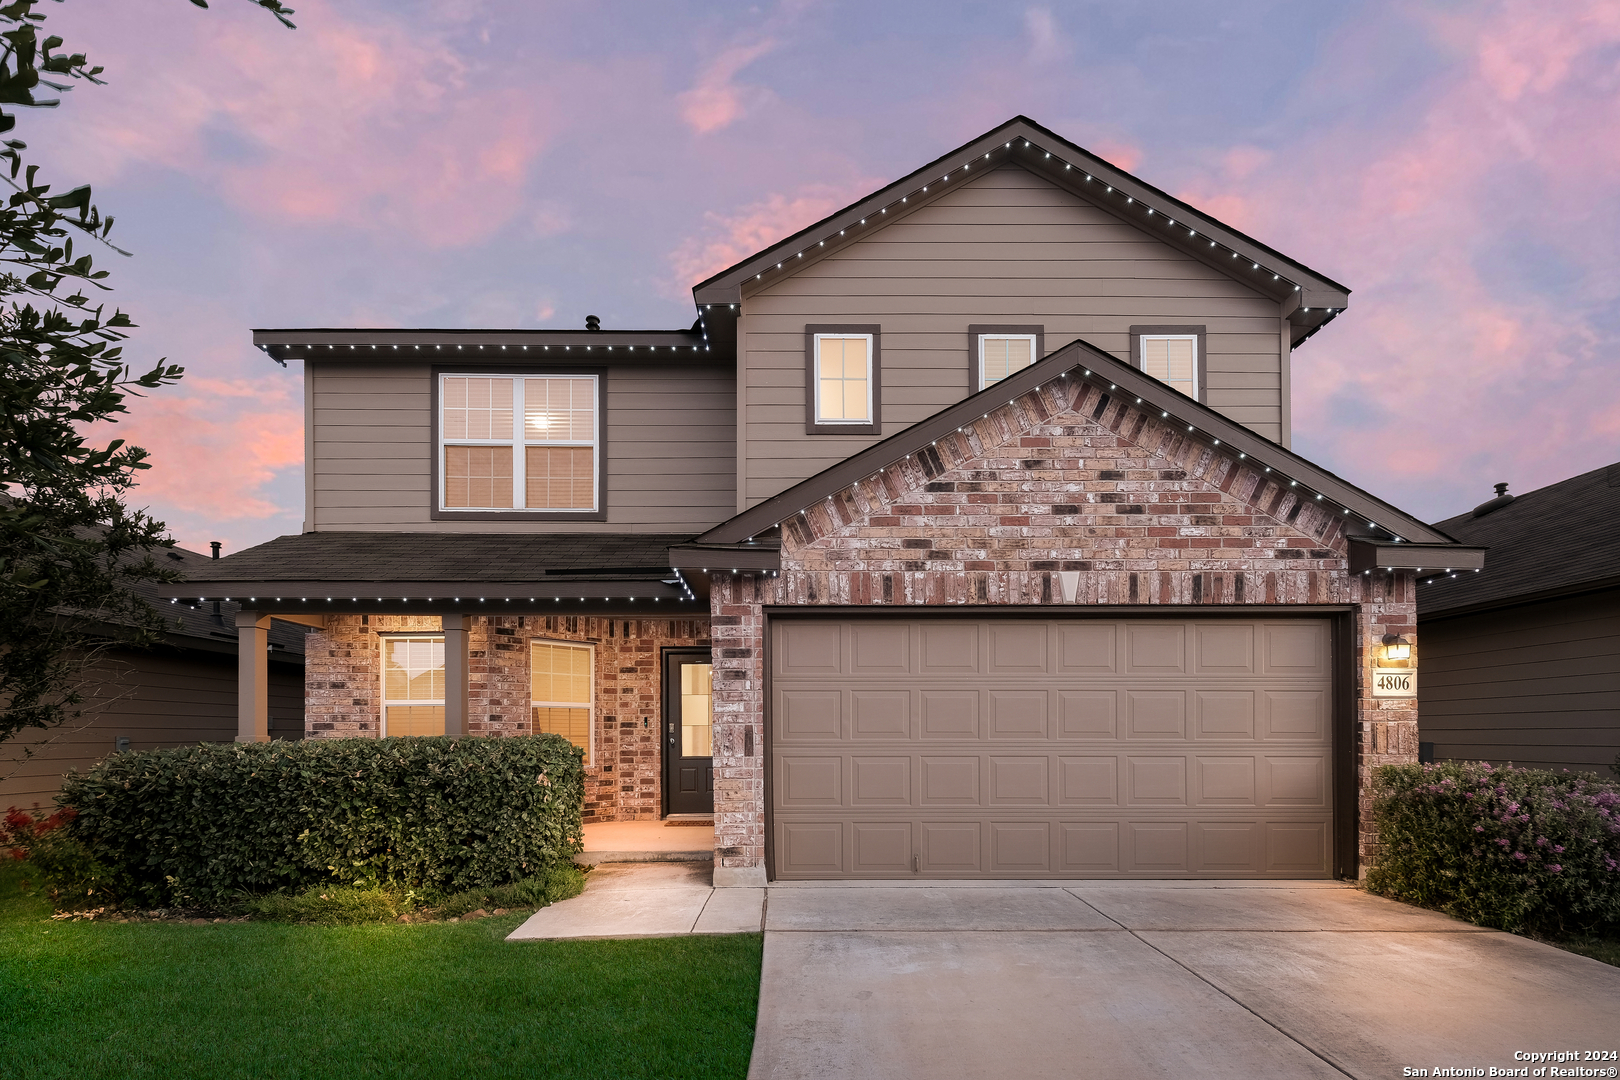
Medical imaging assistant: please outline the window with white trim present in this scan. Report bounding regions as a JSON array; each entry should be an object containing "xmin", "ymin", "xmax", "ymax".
[
  {"xmin": 381, "ymin": 635, "xmax": 445, "ymax": 737},
  {"xmin": 439, "ymin": 375, "xmax": 598, "ymax": 512},
  {"xmin": 978, "ymin": 334, "xmax": 1036, "ymax": 388},
  {"xmin": 813, "ymin": 334, "xmax": 873, "ymax": 424},
  {"xmin": 531, "ymin": 640, "xmax": 593, "ymax": 763},
  {"xmin": 1139, "ymin": 335, "xmax": 1198, "ymax": 398}
]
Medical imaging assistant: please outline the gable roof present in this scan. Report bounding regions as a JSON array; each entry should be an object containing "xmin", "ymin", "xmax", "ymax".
[
  {"xmin": 695, "ymin": 335, "xmax": 1466, "ymax": 553},
  {"xmin": 1419, "ymin": 461, "xmax": 1620, "ymax": 618},
  {"xmin": 692, "ymin": 116, "xmax": 1350, "ymax": 348}
]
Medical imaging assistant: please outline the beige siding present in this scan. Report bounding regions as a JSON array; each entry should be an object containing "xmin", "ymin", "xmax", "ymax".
[
  {"xmin": 740, "ymin": 163, "xmax": 1286, "ymax": 507},
  {"xmin": 1419, "ymin": 588, "xmax": 1620, "ymax": 777},
  {"xmin": 309, "ymin": 362, "xmax": 737, "ymax": 532},
  {"xmin": 0, "ymin": 650, "xmax": 305, "ymax": 806}
]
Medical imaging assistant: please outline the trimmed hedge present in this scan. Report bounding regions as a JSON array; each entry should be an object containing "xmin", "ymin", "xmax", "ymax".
[
  {"xmin": 1365, "ymin": 761, "xmax": 1620, "ymax": 933},
  {"xmin": 57, "ymin": 734, "xmax": 584, "ymax": 907}
]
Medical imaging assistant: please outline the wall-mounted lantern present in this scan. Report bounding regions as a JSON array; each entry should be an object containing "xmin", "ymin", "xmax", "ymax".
[
  {"xmin": 1381, "ymin": 634, "xmax": 1412, "ymax": 661},
  {"xmin": 1374, "ymin": 635, "xmax": 1416, "ymax": 698}
]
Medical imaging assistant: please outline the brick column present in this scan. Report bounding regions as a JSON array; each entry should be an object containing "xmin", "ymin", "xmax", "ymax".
[{"xmin": 710, "ymin": 575, "xmax": 768, "ymax": 886}]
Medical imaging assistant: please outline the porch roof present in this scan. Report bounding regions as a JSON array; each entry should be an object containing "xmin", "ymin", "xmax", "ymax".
[{"xmin": 176, "ymin": 531, "xmax": 707, "ymax": 611}]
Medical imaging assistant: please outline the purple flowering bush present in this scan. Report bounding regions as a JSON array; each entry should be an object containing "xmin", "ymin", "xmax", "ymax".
[{"xmin": 1365, "ymin": 761, "xmax": 1620, "ymax": 933}]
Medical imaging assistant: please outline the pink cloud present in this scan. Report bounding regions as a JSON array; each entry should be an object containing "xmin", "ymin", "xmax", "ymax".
[
  {"xmin": 667, "ymin": 182, "xmax": 879, "ymax": 291},
  {"xmin": 678, "ymin": 38, "xmax": 780, "ymax": 134},
  {"xmin": 47, "ymin": 0, "xmax": 554, "ymax": 247},
  {"xmin": 1172, "ymin": 0, "xmax": 1620, "ymax": 513}
]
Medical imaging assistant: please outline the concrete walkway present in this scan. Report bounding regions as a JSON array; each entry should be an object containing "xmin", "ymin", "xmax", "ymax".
[
  {"xmin": 506, "ymin": 862, "xmax": 762, "ymax": 940},
  {"xmin": 750, "ymin": 880, "xmax": 1620, "ymax": 1080}
]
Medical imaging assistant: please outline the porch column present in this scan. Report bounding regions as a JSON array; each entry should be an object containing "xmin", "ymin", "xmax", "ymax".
[
  {"xmin": 442, "ymin": 614, "xmax": 470, "ymax": 736},
  {"xmin": 235, "ymin": 610, "xmax": 272, "ymax": 743}
]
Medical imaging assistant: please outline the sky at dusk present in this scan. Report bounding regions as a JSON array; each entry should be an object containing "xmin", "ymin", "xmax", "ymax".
[{"xmin": 27, "ymin": 0, "xmax": 1620, "ymax": 554}]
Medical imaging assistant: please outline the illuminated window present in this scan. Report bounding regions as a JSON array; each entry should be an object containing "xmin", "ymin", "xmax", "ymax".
[
  {"xmin": 440, "ymin": 375, "xmax": 597, "ymax": 512},
  {"xmin": 814, "ymin": 335, "xmax": 873, "ymax": 423},
  {"xmin": 381, "ymin": 635, "xmax": 445, "ymax": 737},
  {"xmin": 531, "ymin": 640, "xmax": 593, "ymax": 762}
]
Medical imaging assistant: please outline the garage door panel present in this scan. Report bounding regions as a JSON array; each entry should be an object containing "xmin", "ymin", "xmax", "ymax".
[
  {"xmin": 1060, "ymin": 822, "xmax": 1121, "ymax": 872},
  {"xmin": 850, "ymin": 756, "xmax": 911, "ymax": 805},
  {"xmin": 850, "ymin": 690, "xmax": 911, "ymax": 739},
  {"xmin": 1126, "ymin": 822, "xmax": 1190, "ymax": 871},
  {"xmin": 989, "ymin": 756, "xmax": 1050, "ymax": 805},
  {"xmin": 990, "ymin": 690, "xmax": 1050, "ymax": 738},
  {"xmin": 1195, "ymin": 756, "xmax": 1258, "ymax": 805},
  {"xmin": 779, "ymin": 822, "xmax": 844, "ymax": 875},
  {"xmin": 1264, "ymin": 622, "xmax": 1329, "ymax": 676},
  {"xmin": 1195, "ymin": 622, "xmax": 1257, "ymax": 674},
  {"xmin": 850, "ymin": 621, "xmax": 911, "ymax": 674},
  {"xmin": 921, "ymin": 622, "xmax": 978, "ymax": 673},
  {"xmin": 988, "ymin": 622, "xmax": 1050, "ymax": 674},
  {"xmin": 1264, "ymin": 756, "xmax": 1327, "ymax": 806},
  {"xmin": 1059, "ymin": 689, "xmax": 1117, "ymax": 737},
  {"xmin": 1194, "ymin": 690, "xmax": 1256, "ymax": 738},
  {"xmin": 1125, "ymin": 690, "xmax": 1186, "ymax": 738},
  {"xmin": 1267, "ymin": 821, "xmax": 1329, "ymax": 874},
  {"xmin": 1127, "ymin": 757, "xmax": 1188, "ymax": 805},
  {"xmin": 777, "ymin": 689, "xmax": 842, "ymax": 740},
  {"xmin": 1126, "ymin": 623, "xmax": 1187, "ymax": 673},
  {"xmin": 1195, "ymin": 822, "xmax": 1263, "ymax": 872},
  {"xmin": 853, "ymin": 822, "xmax": 912, "ymax": 873},
  {"xmin": 771, "ymin": 617, "xmax": 1334, "ymax": 880},
  {"xmin": 778, "ymin": 622, "xmax": 843, "ymax": 675},
  {"xmin": 921, "ymin": 821, "xmax": 981, "ymax": 872},
  {"xmin": 920, "ymin": 756, "xmax": 981, "ymax": 805},
  {"xmin": 1058, "ymin": 756, "xmax": 1119, "ymax": 805},
  {"xmin": 991, "ymin": 821, "xmax": 1052, "ymax": 873},
  {"xmin": 777, "ymin": 755, "xmax": 842, "ymax": 807},
  {"xmin": 1263, "ymin": 690, "xmax": 1328, "ymax": 739},
  {"xmin": 1058, "ymin": 623, "xmax": 1119, "ymax": 673}
]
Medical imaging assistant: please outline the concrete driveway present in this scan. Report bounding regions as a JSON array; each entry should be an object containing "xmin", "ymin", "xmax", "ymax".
[{"xmin": 750, "ymin": 880, "xmax": 1620, "ymax": 1080}]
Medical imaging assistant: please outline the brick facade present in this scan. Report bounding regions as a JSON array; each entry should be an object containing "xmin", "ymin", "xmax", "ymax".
[
  {"xmin": 304, "ymin": 614, "xmax": 709, "ymax": 822},
  {"xmin": 710, "ymin": 374, "xmax": 1417, "ymax": 879}
]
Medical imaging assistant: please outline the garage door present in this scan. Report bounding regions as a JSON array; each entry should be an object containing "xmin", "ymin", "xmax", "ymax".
[{"xmin": 770, "ymin": 617, "xmax": 1335, "ymax": 879}]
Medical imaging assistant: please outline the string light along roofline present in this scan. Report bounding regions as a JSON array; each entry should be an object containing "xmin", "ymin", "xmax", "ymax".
[{"xmin": 729, "ymin": 136, "xmax": 1318, "ymax": 304}]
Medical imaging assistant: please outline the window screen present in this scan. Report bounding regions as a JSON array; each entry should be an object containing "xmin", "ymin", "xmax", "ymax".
[
  {"xmin": 441, "ymin": 375, "xmax": 598, "ymax": 511},
  {"xmin": 382, "ymin": 635, "xmax": 445, "ymax": 737},
  {"xmin": 814, "ymin": 335, "xmax": 872, "ymax": 423},
  {"xmin": 1140, "ymin": 335, "xmax": 1198, "ymax": 398},
  {"xmin": 531, "ymin": 640, "xmax": 593, "ymax": 760}
]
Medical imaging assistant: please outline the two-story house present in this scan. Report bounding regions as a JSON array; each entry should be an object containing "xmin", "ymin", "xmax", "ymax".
[{"xmin": 190, "ymin": 117, "xmax": 1484, "ymax": 885}]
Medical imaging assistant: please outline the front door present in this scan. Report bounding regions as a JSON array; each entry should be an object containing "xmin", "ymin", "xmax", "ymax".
[{"xmin": 663, "ymin": 649, "xmax": 714, "ymax": 815}]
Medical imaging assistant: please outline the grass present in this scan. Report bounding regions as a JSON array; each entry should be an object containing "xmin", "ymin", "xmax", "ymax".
[
  {"xmin": 0, "ymin": 861, "xmax": 762, "ymax": 1080},
  {"xmin": 1536, "ymin": 930, "xmax": 1620, "ymax": 968}
]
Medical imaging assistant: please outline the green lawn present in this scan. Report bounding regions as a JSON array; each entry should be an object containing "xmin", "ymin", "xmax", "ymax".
[{"xmin": 0, "ymin": 862, "xmax": 762, "ymax": 1080}]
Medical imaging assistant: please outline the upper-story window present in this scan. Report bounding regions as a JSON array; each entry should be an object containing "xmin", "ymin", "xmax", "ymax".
[
  {"xmin": 439, "ymin": 375, "xmax": 598, "ymax": 512},
  {"xmin": 804, "ymin": 324, "xmax": 881, "ymax": 434},
  {"xmin": 1130, "ymin": 325, "xmax": 1205, "ymax": 403},
  {"xmin": 968, "ymin": 325, "xmax": 1044, "ymax": 393},
  {"xmin": 815, "ymin": 335, "xmax": 872, "ymax": 423}
]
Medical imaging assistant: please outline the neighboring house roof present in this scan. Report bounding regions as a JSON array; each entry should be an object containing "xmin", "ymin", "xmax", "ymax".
[
  {"xmin": 178, "ymin": 532, "xmax": 697, "ymax": 603},
  {"xmin": 695, "ymin": 335, "xmax": 1474, "ymax": 559},
  {"xmin": 1419, "ymin": 461, "xmax": 1620, "ymax": 619},
  {"xmin": 150, "ymin": 544, "xmax": 310, "ymax": 657},
  {"xmin": 691, "ymin": 116, "xmax": 1351, "ymax": 348}
]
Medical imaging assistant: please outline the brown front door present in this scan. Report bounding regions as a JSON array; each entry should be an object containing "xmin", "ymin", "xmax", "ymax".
[{"xmin": 663, "ymin": 649, "xmax": 714, "ymax": 815}]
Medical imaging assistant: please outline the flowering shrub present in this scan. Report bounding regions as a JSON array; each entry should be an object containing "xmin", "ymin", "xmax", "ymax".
[
  {"xmin": 55, "ymin": 734, "xmax": 585, "ymax": 908},
  {"xmin": 1365, "ymin": 761, "xmax": 1620, "ymax": 933},
  {"xmin": 2, "ymin": 805, "xmax": 77, "ymax": 860}
]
